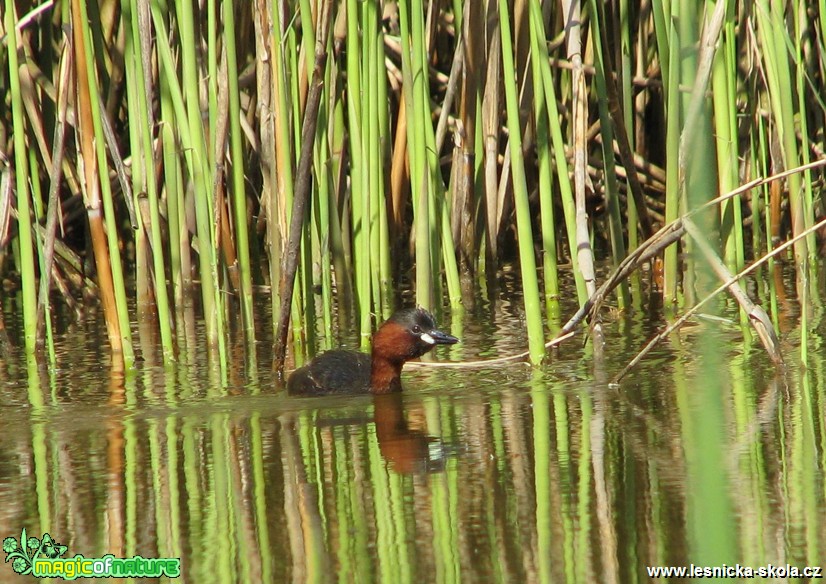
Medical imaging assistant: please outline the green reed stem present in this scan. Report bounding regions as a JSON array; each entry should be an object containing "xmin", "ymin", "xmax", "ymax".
[
  {"xmin": 528, "ymin": 0, "xmax": 559, "ymax": 317},
  {"xmin": 711, "ymin": 9, "xmax": 745, "ymax": 325},
  {"xmin": 28, "ymin": 152, "xmax": 55, "ymax": 360},
  {"xmin": 300, "ymin": 204, "xmax": 316, "ymax": 351},
  {"xmin": 285, "ymin": 8, "xmax": 309, "ymax": 348},
  {"xmin": 269, "ymin": 2, "xmax": 301, "ymax": 346},
  {"xmin": 659, "ymin": 0, "xmax": 681, "ymax": 304},
  {"xmin": 168, "ymin": 0, "xmax": 225, "ymax": 352},
  {"xmin": 305, "ymin": 13, "xmax": 334, "ymax": 344},
  {"xmin": 414, "ymin": 0, "xmax": 446, "ymax": 308},
  {"xmin": 620, "ymin": 0, "xmax": 638, "ymax": 254},
  {"xmin": 6, "ymin": 0, "xmax": 38, "ymax": 354},
  {"xmin": 159, "ymin": 76, "xmax": 188, "ymax": 306},
  {"xmin": 312, "ymin": 183, "xmax": 333, "ymax": 347},
  {"xmin": 792, "ymin": 1, "xmax": 817, "ymax": 271},
  {"xmin": 499, "ymin": 0, "xmax": 545, "ymax": 364},
  {"xmin": 375, "ymin": 23, "xmax": 393, "ymax": 311},
  {"xmin": 756, "ymin": 117, "xmax": 780, "ymax": 331},
  {"xmin": 207, "ymin": 0, "xmax": 218, "ymax": 167},
  {"xmin": 366, "ymin": 0, "xmax": 383, "ymax": 314},
  {"xmin": 589, "ymin": 0, "xmax": 629, "ymax": 309},
  {"xmin": 345, "ymin": 0, "xmax": 372, "ymax": 341},
  {"xmin": 651, "ymin": 0, "xmax": 670, "ymax": 93},
  {"xmin": 329, "ymin": 97, "xmax": 353, "ymax": 309},
  {"xmin": 530, "ymin": 0, "xmax": 587, "ymax": 306},
  {"xmin": 440, "ymin": 199, "xmax": 463, "ymax": 308},
  {"xmin": 755, "ymin": 0, "xmax": 807, "ymax": 264},
  {"xmin": 401, "ymin": 0, "xmax": 434, "ymax": 310},
  {"xmin": 121, "ymin": 0, "xmax": 147, "ymax": 306},
  {"xmin": 125, "ymin": 0, "xmax": 174, "ymax": 360},
  {"xmin": 223, "ymin": 0, "xmax": 255, "ymax": 343}
]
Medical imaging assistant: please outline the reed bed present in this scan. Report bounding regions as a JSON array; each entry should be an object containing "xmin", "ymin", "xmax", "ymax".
[{"xmin": 1, "ymin": 0, "xmax": 824, "ymax": 368}]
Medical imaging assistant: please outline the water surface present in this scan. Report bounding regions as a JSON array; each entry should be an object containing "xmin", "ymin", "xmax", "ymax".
[{"xmin": 0, "ymin": 276, "xmax": 823, "ymax": 582}]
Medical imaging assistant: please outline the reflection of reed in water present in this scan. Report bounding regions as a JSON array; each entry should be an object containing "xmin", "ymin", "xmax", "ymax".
[{"xmin": 373, "ymin": 393, "xmax": 459, "ymax": 474}]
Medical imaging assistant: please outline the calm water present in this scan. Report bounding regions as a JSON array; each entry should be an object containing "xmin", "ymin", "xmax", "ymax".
[{"xmin": 0, "ymin": 272, "xmax": 824, "ymax": 582}]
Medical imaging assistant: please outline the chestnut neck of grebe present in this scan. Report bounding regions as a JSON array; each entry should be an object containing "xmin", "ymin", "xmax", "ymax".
[
  {"xmin": 369, "ymin": 320, "xmax": 411, "ymax": 393},
  {"xmin": 367, "ymin": 310, "xmax": 458, "ymax": 393}
]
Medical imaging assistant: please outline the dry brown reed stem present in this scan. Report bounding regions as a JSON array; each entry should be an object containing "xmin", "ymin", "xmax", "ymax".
[
  {"xmin": 98, "ymin": 94, "xmax": 137, "ymax": 228},
  {"xmin": 253, "ymin": 0, "xmax": 275, "ymax": 243},
  {"xmin": 562, "ymin": 0, "xmax": 603, "ymax": 352},
  {"xmin": 273, "ymin": 0, "xmax": 333, "ymax": 374},
  {"xmin": 547, "ymin": 57, "xmax": 663, "ymax": 89},
  {"xmin": 693, "ymin": 157, "xmax": 826, "ymax": 216},
  {"xmin": 390, "ymin": 97, "xmax": 408, "ymax": 236},
  {"xmin": 19, "ymin": 64, "xmax": 53, "ymax": 171},
  {"xmin": 434, "ymin": 39, "xmax": 463, "ymax": 153},
  {"xmin": 70, "ymin": 0, "xmax": 122, "ymax": 353},
  {"xmin": 0, "ymin": 165, "xmax": 10, "ymax": 248},
  {"xmin": 214, "ymin": 44, "xmax": 239, "ymax": 291},
  {"xmin": 482, "ymin": 13, "xmax": 501, "ymax": 261},
  {"xmin": 558, "ymin": 221, "xmax": 687, "ymax": 338},
  {"xmin": 436, "ymin": 25, "xmax": 468, "ymax": 257},
  {"xmin": 453, "ymin": 0, "xmax": 481, "ymax": 268},
  {"xmin": 609, "ymin": 161, "xmax": 826, "ymax": 382},
  {"xmin": 5, "ymin": 0, "xmax": 53, "ymax": 34}
]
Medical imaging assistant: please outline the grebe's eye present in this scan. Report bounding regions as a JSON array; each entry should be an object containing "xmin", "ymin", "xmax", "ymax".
[{"xmin": 412, "ymin": 325, "xmax": 422, "ymax": 334}]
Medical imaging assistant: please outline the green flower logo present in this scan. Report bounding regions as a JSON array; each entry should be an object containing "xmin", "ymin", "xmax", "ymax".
[
  {"xmin": 3, "ymin": 529, "xmax": 68, "ymax": 576},
  {"xmin": 11, "ymin": 557, "xmax": 27, "ymax": 574}
]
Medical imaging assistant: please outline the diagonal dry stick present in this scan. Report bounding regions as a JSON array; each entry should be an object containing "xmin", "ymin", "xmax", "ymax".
[
  {"xmin": 273, "ymin": 0, "xmax": 333, "ymax": 374},
  {"xmin": 682, "ymin": 216, "xmax": 781, "ymax": 363},
  {"xmin": 612, "ymin": 214, "xmax": 826, "ymax": 383}
]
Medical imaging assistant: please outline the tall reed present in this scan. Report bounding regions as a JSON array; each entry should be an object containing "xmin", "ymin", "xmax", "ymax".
[
  {"xmin": 123, "ymin": 0, "xmax": 173, "ymax": 359},
  {"xmin": 5, "ymin": 0, "xmax": 38, "ymax": 354},
  {"xmin": 498, "ymin": 0, "xmax": 545, "ymax": 363},
  {"xmin": 0, "ymin": 0, "xmax": 824, "ymax": 370}
]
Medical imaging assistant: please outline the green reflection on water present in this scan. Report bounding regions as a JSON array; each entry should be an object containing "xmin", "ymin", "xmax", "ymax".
[{"xmin": 1, "ymin": 298, "xmax": 824, "ymax": 582}]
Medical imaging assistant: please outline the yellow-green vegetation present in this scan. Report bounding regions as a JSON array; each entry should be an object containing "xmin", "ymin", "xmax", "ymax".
[{"xmin": 0, "ymin": 0, "xmax": 823, "ymax": 367}]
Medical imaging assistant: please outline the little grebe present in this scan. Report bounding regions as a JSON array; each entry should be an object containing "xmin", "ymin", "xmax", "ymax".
[{"xmin": 287, "ymin": 307, "xmax": 459, "ymax": 395}]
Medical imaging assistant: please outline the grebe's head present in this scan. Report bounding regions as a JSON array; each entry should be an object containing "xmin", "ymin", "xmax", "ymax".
[{"xmin": 372, "ymin": 307, "xmax": 459, "ymax": 363}]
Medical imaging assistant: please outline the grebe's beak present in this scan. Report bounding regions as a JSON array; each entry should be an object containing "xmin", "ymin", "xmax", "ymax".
[{"xmin": 421, "ymin": 329, "xmax": 460, "ymax": 346}]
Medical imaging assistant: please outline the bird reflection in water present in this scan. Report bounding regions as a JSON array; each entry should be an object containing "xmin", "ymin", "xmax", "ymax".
[{"xmin": 373, "ymin": 392, "xmax": 460, "ymax": 474}]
